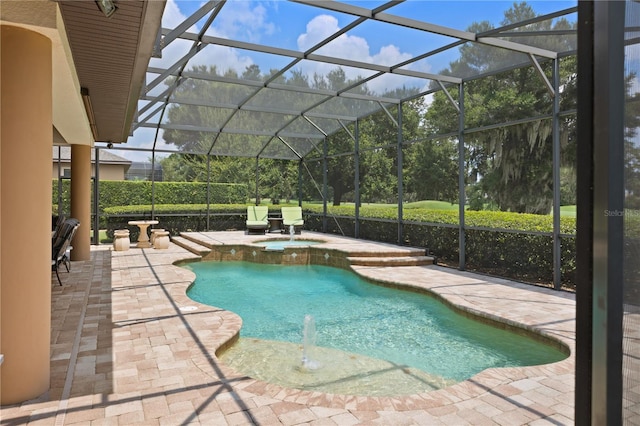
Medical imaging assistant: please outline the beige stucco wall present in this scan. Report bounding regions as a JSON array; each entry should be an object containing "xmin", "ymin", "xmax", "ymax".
[
  {"xmin": 52, "ymin": 162, "xmax": 127, "ymax": 180},
  {"xmin": 0, "ymin": 25, "xmax": 53, "ymax": 405}
]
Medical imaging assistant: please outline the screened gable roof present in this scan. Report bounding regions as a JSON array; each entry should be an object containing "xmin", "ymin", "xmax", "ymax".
[{"xmin": 127, "ymin": 0, "xmax": 577, "ymax": 160}]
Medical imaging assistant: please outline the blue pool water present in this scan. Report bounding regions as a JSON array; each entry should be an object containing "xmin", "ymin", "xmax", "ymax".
[{"xmin": 186, "ymin": 261, "xmax": 567, "ymax": 382}]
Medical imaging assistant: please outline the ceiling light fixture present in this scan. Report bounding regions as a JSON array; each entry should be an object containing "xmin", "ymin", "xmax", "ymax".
[{"xmin": 96, "ymin": 0, "xmax": 117, "ymax": 18}]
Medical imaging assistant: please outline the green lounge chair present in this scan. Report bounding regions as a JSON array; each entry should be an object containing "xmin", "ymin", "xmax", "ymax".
[
  {"xmin": 246, "ymin": 205, "xmax": 269, "ymax": 234},
  {"xmin": 281, "ymin": 206, "xmax": 304, "ymax": 234}
]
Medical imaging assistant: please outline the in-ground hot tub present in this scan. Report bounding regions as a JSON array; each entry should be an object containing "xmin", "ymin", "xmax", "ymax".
[{"xmin": 253, "ymin": 239, "xmax": 323, "ymax": 251}]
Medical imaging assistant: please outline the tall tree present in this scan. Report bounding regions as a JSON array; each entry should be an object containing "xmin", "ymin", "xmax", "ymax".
[
  {"xmin": 405, "ymin": 138, "xmax": 459, "ymax": 202},
  {"xmin": 424, "ymin": 2, "xmax": 577, "ymax": 214},
  {"xmin": 315, "ymin": 68, "xmax": 361, "ymax": 206},
  {"xmin": 624, "ymin": 78, "xmax": 640, "ymax": 209},
  {"xmin": 357, "ymin": 96, "xmax": 423, "ymax": 204},
  {"xmin": 259, "ymin": 159, "xmax": 297, "ymax": 204}
]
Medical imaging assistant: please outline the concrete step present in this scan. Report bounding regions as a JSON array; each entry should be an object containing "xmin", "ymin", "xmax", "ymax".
[
  {"xmin": 179, "ymin": 232, "xmax": 217, "ymax": 249},
  {"xmin": 347, "ymin": 255, "xmax": 435, "ymax": 267},
  {"xmin": 171, "ymin": 236, "xmax": 211, "ymax": 257},
  {"xmin": 345, "ymin": 248, "xmax": 426, "ymax": 258}
]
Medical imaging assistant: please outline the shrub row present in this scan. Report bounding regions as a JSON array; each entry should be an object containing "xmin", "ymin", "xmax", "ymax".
[
  {"xmin": 303, "ymin": 205, "xmax": 578, "ymax": 288},
  {"xmin": 53, "ymin": 180, "xmax": 248, "ymax": 213},
  {"xmin": 304, "ymin": 205, "xmax": 577, "ymax": 234}
]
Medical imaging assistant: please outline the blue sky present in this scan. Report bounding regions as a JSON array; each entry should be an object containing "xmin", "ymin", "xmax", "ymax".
[{"xmin": 120, "ymin": 0, "xmax": 577, "ymax": 161}]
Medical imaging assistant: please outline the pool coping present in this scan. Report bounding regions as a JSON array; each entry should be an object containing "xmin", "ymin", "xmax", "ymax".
[{"xmin": 162, "ymin": 231, "xmax": 575, "ymax": 421}]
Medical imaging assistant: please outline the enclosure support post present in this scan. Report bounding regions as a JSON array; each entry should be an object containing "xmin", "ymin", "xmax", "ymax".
[
  {"xmin": 323, "ymin": 137, "xmax": 328, "ymax": 233},
  {"xmin": 93, "ymin": 147, "xmax": 100, "ymax": 245},
  {"xmin": 354, "ymin": 119, "xmax": 360, "ymax": 239},
  {"xmin": 589, "ymin": 1, "xmax": 625, "ymax": 423},
  {"xmin": 206, "ymin": 155, "xmax": 211, "ymax": 230},
  {"xmin": 458, "ymin": 83, "xmax": 466, "ymax": 270},
  {"xmin": 255, "ymin": 157, "xmax": 260, "ymax": 205},
  {"xmin": 151, "ymin": 151, "xmax": 156, "ymax": 220},
  {"xmin": 575, "ymin": 2, "xmax": 595, "ymax": 422},
  {"xmin": 552, "ymin": 58, "xmax": 562, "ymax": 289},
  {"xmin": 397, "ymin": 102, "xmax": 404, "ymax": 245},
  {"xmin": 56, "ymin": 146, "xmax": 63, "ymax": 217},
  {"xmin": 298, "ymin": 160, "xmax": 303, "ymax": 207}
]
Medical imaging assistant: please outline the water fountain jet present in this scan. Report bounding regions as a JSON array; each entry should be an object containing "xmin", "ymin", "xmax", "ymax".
[{"xmin": 301, "ymin": 314, "xmax": 320, "ymax": 371}]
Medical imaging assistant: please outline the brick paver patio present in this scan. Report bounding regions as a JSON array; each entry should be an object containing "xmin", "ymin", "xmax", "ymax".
[{"xmin": 0, "ymin": 232, "xmax": 575, "ymax": 425}]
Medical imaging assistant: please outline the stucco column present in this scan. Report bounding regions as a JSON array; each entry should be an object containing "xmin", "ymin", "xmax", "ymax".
[
  {"xmin": 70, "ymin": 144, "xmax": 91, "ymax": 260},
  {"xmin": 0, "ymin": 25, "xmax": 52, "ymax": 404}
]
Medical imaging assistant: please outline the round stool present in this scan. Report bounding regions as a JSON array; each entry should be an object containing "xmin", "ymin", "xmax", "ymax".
[
  {"xmin": 113, "ymin": 229, "xmax": 130, "ymax": 251},
  {"xmin": 150, "ymin": 228, "xmax": 165, "ymax": 246},
  {"xmin": 153, "ymin": 231, "xmax": 170, "ymax": 249}
]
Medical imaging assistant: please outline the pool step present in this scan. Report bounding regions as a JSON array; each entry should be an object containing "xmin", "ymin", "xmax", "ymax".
[
  {"xmin": 346, "ymin": 248, "xmax": 426, "ymax": 258},
  {"xmin": 347, "ymin": 255, "xmax": 435, "ymax": 267},
  {"xmin": 171, "ymin": 236, "xmax": 212, "ymax": 257},
  {"xmin": 179, "ymin": 232, "xmax": 220, "ymax": 249}
]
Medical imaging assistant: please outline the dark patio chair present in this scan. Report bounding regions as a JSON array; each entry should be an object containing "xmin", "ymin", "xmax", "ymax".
[
  {"xmin": 52, "ymin": 214, "xmax": 65, "ymax": 240},
  {"xmin": 52, "ymin": 218, "xmax": 80, "ymax": 285}
]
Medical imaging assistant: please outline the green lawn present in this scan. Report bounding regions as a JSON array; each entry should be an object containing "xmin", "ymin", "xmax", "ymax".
[
  {"xmin": 560, "ymin": 205, "xmax": 576, "ymax": 217},
  {"xmin": 99, "ymin": 230, "xmax": 110, "ymax": 243},
  {"xmin": 304, "ymin": 200, "xmax": 576, "ymax": 217},
  {"xmin": 403, "ymin": 200, "xmax": 460, "ymax": 210},
  {"xmin": 307, "ymin": 200, "xmax": 461, "ymax": 210}
]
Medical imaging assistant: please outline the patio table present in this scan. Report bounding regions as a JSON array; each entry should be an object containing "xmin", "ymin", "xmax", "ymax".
[
  {"xmin": 268, "ymin": 216, "xmax": 283, "ymax": 233},
  {"xmin": 128, "ymin": 220, "xmax": 159, "ymax": 248}
]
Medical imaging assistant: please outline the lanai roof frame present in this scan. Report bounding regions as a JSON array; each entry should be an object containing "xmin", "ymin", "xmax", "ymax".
[{"xmin": 115, "ymin": 0, "xmax": 577, "ymax": 160}]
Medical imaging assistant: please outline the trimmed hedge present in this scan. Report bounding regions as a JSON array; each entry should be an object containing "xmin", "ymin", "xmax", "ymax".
[
  {"xmin": 302, "ymin": 204, "xmax": 577, "ymax": 232},
  {"xmin": 53, "ymin": 180, "xmax": 248, "ymax": 212},
  {"xmin": 302, "ymin": 205, "xmax": 577, "ymax": 288},
  {"xmin": 98, "ymin": 181, "xmax": 248, "ymax": 207}
]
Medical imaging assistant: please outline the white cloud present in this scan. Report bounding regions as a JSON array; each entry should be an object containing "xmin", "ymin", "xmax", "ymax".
[
  {"xmin": 210, "ymin": 1, "xmax": 276, "ymax": 42},
  {"xmin": 295, "ymin": 15, "xmax": 429, "ymax": 95},
  {"xmin": 161, "ymin": 0, "xmax": 192, "ymax": 29},
  {"xmin": 150, "ymin": 0, "xmax": 279, "ymax": 76},
  {"xmin": 298, "ymin": 15, "xmax": 343, "ymax": 50},
  {"xmin": 298, "ymin": 15, "xmax": 370, "ymax": 62}
]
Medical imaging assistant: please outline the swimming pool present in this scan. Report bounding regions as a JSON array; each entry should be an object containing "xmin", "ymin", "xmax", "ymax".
[{"xmin": 185, "ymin": 261, "xmax": 567, "ymax": 395}]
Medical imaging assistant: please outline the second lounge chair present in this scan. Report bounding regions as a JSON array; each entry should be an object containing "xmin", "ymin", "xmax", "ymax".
[
  {"xmin": 246, "ymin": 205, "xmax": 269, "ymax": 234},
  {"xmin": 281, "ymin": 206, "xmax": 304, "ymax": 234}
]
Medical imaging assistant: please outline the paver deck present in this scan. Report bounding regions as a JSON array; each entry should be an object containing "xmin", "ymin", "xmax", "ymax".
[{"xmin": 1, "ymin": 231, "xmax": 575, "ymax": 425}]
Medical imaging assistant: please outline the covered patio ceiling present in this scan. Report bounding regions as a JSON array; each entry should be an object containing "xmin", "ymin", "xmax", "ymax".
[{"xmin": 122, "ymin": 0, "xmax": 577, "ymax": 161}]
